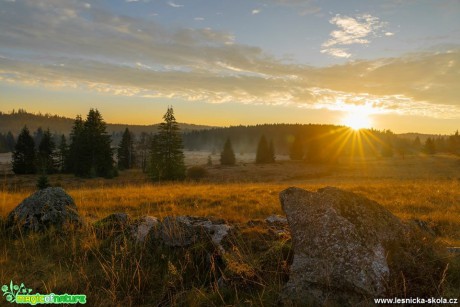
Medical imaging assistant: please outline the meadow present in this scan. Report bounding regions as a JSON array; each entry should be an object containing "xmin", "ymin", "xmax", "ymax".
[{"xmin": 1, "ymin": 152, "xmax": 460, "ymax": 305}]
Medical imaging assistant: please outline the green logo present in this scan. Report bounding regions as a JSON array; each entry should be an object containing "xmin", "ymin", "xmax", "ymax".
[{"xmin": 2, "ymin": 281, "xmax": 86, "ymax": 305}]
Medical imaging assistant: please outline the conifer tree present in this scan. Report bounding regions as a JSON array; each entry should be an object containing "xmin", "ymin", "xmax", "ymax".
[
  {"xmin": 82, "ymin": 109, "xmax": 114, "ymax": 177},
  {"xmin": 255, "ymin": 135, "xmax": 273, "ymax": 163},
  {"xmin": 149, "ymin": 107, "xmax": 185, "ymax": 181},
  {"xmin": 117, "ymin": 128, "xmax": 135, "ymax": 170},
  {"xmin": 424, "ymin": 137, "xmax": 436, "ymax": 155},
  {"xmin": 220, "ymin": 138, "xmax": 236, "ymax": 165},
  {"xmin": 67, "ymin": 110, "xmax": 114, "ymax": 177},
  {"xmin": 12, "ymin": 126, "xmax": 36, "ymax": 174},
  {"xmin": 38, "ymin": 129, "xmax": 57, "ymax": 173}
]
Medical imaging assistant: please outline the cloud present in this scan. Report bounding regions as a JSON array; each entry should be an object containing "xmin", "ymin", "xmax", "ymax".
[
  {"xmin": 385, "ymin": 32, "xmax": 394, "ymax": 36},
  {"xmin": 321, "ymin": 14, "xmax": 388, "ymax": 58},
  {"xmin": 0, "ymin": 0, "xmax": 459, "ymax": 120},
  {"xmin": 194, "ymin": 17, "xmax": 204, "ymax": 21},
  {"xmin": 168, "ymin": 1, "xmax": 183, "ymax": 8},
  {"xmin": 252, "ymin": 9, "xmax": 260, "ymax": 15}
]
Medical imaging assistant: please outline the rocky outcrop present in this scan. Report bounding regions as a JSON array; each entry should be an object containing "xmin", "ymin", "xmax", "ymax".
[
  {"xmin": 94, "ymin": 214, "xmax": 232, "ymax": 250},
  {"xmin": 158, "ymin": 216, "xmax": 232, "ymax": 250},
  {"xmin": 280, "ymin": 186, "xmax": 445, "ymax": 306},
  {"xmin": 130, "ymin": 216, "xmax": 159, "ymax": 243},
  {"xmin": 6, "ymin": 187, "xmax": 81, "ymax": 233},
  {"xmin": 93, "ymin": 213, "xmax": 130, "ymax": 238}
]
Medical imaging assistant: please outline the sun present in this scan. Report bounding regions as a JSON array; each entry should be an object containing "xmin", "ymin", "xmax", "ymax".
[{"xmin": 342, "ymin": 110, "xmax": 372, "ymax": 130}]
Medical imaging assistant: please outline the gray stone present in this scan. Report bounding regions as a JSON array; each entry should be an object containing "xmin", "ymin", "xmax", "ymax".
[
  {"xmin": 280, "ymin": 187, "xmax": 408, "ymax": 306},
  {"xmin": 130, "ymin": 216, "xmax": 159, "ymax": 243},
  {"xmin": 94, "ymin": 213, "xmax": 130, "ymax": 238},
  {"xmin": 6, "ymin": 187, "xmax": 81, "ymax": 233},
  {"xmin": 265, "ymin": 215, "xmax": 287, "ymax": 225},
  {"xmin": 159, "ymin": 216, "xmax": 232, "ymax": 249}
]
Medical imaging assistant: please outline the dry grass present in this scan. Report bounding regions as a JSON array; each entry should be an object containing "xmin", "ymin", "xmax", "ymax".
[{"xmin": 1, "ymin": 154, "xmax": 460, "ymax": 305}]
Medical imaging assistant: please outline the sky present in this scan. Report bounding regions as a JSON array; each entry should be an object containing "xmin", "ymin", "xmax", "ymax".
[{"xmin": 0, "ymin": 0, "xmax": 459, "ymax": 133}]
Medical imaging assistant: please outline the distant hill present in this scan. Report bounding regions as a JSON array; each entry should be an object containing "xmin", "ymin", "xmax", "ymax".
[{"xmin": 0, "ymin": 109, "xmax": 215, "ymax": 137}]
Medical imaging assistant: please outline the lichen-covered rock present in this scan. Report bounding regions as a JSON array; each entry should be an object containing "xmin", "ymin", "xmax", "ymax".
[
  {"xmin": 279, "ymin": 186, "xmax": 444, "ymax": 306},
  {"xmin": 6, "ymin": 187, "xmax": 81, "ymax": 233},
  {"xmin": 130, "ymin": 216, "xmax": 159, "ymax": 243},
  {"xmin": 265, "ymin": 215, "xmax": 287, "ymax": 225},
  {"xmin": 159, "ymin": 216, "xmax": 232, "ymax": 249},
  {"xmin": 94, "ymin": 213, "xmax": 130, "ymax": 238}
]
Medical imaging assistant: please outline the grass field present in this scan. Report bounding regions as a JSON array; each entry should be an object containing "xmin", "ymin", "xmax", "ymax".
[{"xmin": 1, "ymin": 152, "xmax": 460, "ymax": 305}]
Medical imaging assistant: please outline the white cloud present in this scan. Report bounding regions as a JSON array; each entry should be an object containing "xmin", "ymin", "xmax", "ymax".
[
  {"xmin": 0, "ymin": 0, "xmax": 458, "ymax": 119},
  {"xmin": 252, "ymin": 9, "xmax": 261, "ymax": 15},
  {"xmin": 194, "ymin": 17, "xmax": 204, "ymax": 21},
  {"xmin": 385, "ymin": 32, "xmax": 395, "ymax": 36},
  {"xmin": 320, "ymin": 48, "xmax": 351, "ymax": 58},
  {"xmin": 321, "ymin": 14, "xmax": 387, "ymax": 58},
  {"xmin": 168, "ymin": 1, "xmax": 183, "ymax": 8}
]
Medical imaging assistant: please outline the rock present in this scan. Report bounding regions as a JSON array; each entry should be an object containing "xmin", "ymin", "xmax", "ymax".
[
  {"xmin": 265, "ymin": 215, "xmax": 287, "ymax": 225},
  {"xmin": 279, "ymin": 186, "xmax": 444, "ymax": 306},
  {"xmin": 6, "ymin": 187, "xmax": 81, "ymax": 233},
  {"xmin": 94, "ymin": 213, "xmax": 130, "ymax": 238},
  {"xmin": 130, "ymin": 216, "xmax": 159, "ymax": 243},
  {"xmin": 159, "ymin": 216, "xmax": 232, "ymax": 249}
]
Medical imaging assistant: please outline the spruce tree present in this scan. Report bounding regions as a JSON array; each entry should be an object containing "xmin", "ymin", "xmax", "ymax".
[
  {"xmin": 117, "ymin": 128, "xmax": 135, "ymax": 170},
  {"xmin": 38, "ymin": 129, "xmax": 57, "ymax": 174},
  {"xmin": 82, "ymin": 109, "xmax": 114, "ymax": 177},
  {"xmin": 12, "ymin": 126, "xmax": 36, "ymax": 174},
  {"xmin": 424, "ymin": 137, "xmax": 436, "ymax": 155},
  {"xmin": 66, "ymin": 110, "xmax": 114, "ymax": 177},
  {"xmin": 256, "ymin": 135, "xmax": 272, "ymax": 164},
  {"xmin": 220, "ymin": 138, "xmax": 236, "ymax": 165},
  {"xmin": 289, "ymin": 135, "xmax": 304, "ymax": 160},
  {"xmin": 149, "ymin": 107, "xmax": 185, "ymax": 181}
]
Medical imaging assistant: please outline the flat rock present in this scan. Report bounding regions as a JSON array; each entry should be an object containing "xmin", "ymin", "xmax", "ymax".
[
  {"xmin": 6, "ymin": 187, "xmax": 81, "ymax": 233},
  {"xmin": 159, "ymin": 216, "xmax": 232, "ymax": 249}
]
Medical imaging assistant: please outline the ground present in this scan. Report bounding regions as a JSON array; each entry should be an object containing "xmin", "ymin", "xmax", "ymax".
[{"xmin": 0, "ymin": 151, "xmax": 459, "ymax": 305}]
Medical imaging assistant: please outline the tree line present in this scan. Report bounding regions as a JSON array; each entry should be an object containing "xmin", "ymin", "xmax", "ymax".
[
  {"xmin": 11, "ymin": 107, "xmax": 187, "ymax": 181},
  {"xmin": 10, "ymin": 107, "xmax": 460, "ymax": 179}
]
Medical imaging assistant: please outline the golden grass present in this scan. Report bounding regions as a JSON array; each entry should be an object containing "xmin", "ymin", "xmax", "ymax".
[
  {"xmin": 1, "ymin": 155, "xmax": 460, "ymax": 305},
  {"xmin": 2, "ymin": 179, "xmax": 460, "ymax": 245}
]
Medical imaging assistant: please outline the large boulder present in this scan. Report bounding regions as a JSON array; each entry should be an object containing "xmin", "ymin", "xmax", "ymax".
[
  {"xmin": 280, "ymin": 186, "xmax": 445, "ymax": 306},
  {"xmin": 6, "ymin": 187, "xmax": 81, "ymax": 233}
]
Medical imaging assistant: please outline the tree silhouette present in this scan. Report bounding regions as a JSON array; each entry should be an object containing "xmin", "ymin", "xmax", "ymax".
[
  {"xmin": 255, "ymin": 135, "xmax": 274, "ymax": 163},
  {"xmin": 67, "ymin": 109, "xmax": 114, "ymax": 177},
  {"xmin": 117, "ymin": 128, "xmax": 135, "ymax": 170},
  {"xmin": 149, "ymin": 107, "xmax": 185, "ymax": 181},
  {"xmin": 424, "ymin": 137, "xmax": 436, "ymax": 155},
  {"xmin": 220, "ymin": 138, "xmax": 236, "ymax": 165},
  {"xmin": 12, "ymin": 126, "xmax": 36, "ymax": 174},
  {"xmin": 37, "ymin": 128, "xmax": 57, "ymax": 174}
]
